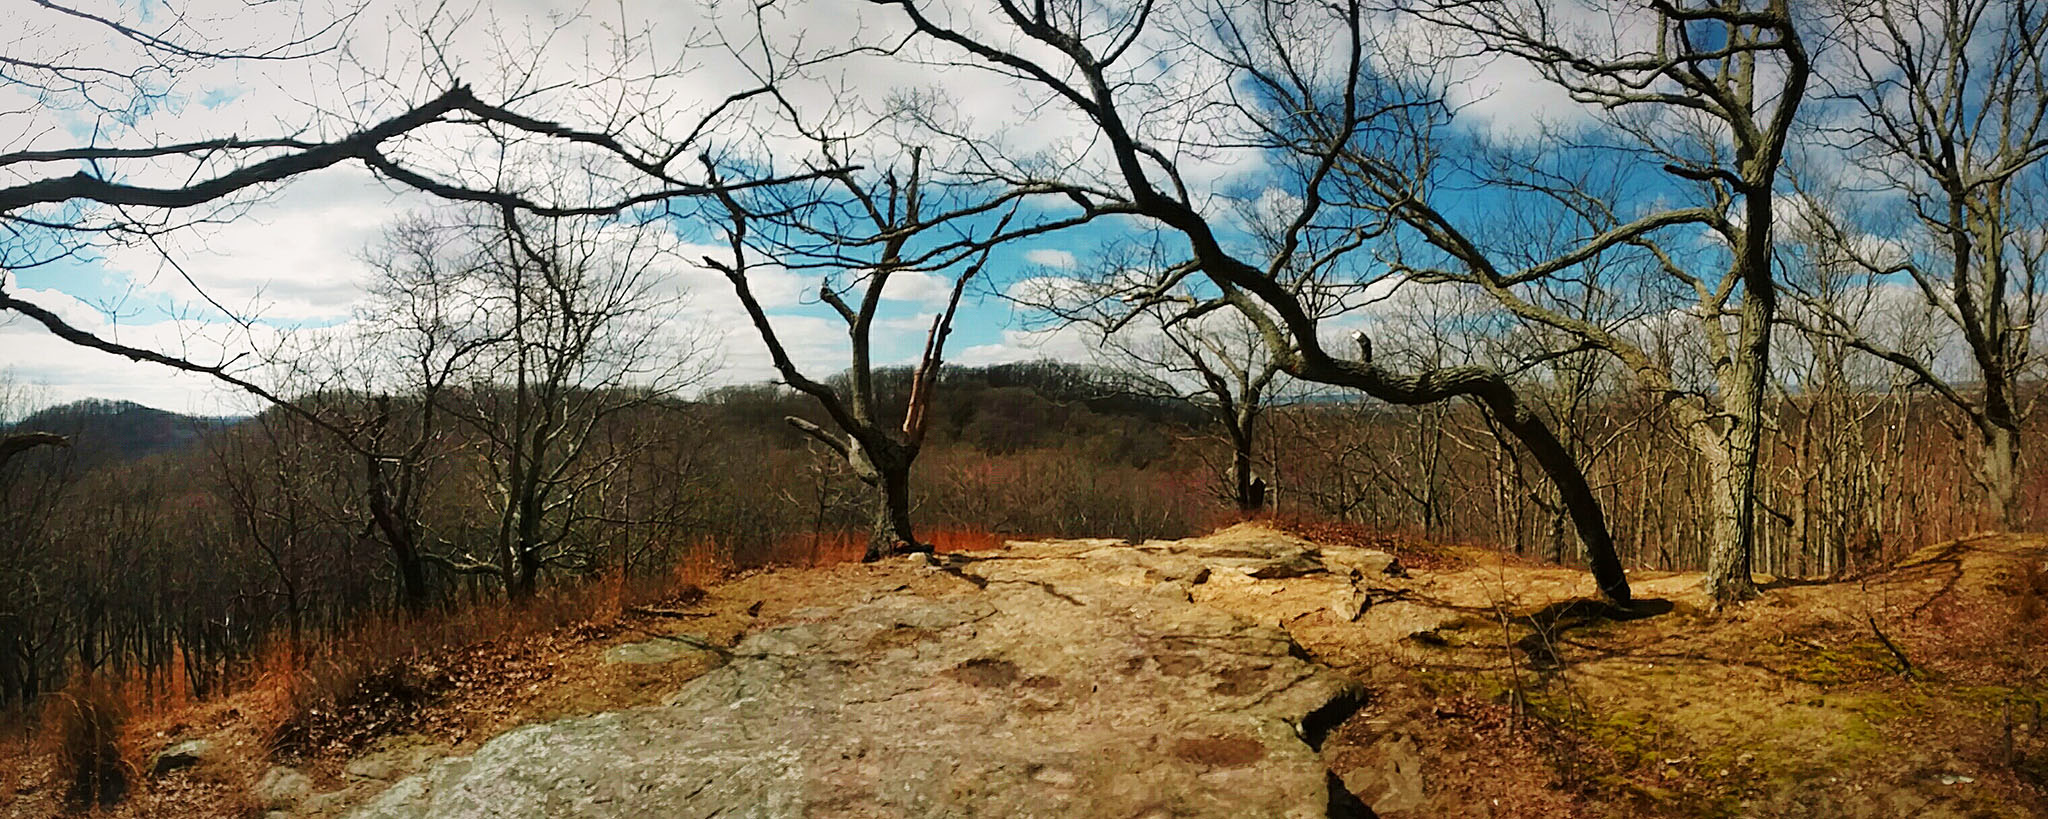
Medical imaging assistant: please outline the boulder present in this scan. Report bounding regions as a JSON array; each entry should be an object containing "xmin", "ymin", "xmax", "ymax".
[
  {"xmin": 149, "ymin": 737, "xmax": 212, "ymax": 776},
  {"xmin": 1320, "ymin": 546, "xmax": 1402, "ymax": 579}
]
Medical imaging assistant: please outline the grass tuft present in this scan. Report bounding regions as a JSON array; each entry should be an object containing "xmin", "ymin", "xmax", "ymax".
[{"xmin": 43, "ymin": 675, "xmax": 132, "ymax": 808}]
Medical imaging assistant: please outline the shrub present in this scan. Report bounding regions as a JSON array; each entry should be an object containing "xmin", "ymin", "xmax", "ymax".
[{"xmin": 44, "ymin": 675, "xmax": 131, "ymax": 807}]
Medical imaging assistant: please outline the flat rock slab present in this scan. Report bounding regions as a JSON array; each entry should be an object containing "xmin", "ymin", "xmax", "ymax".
[
  {"xmin": 349, "ymin": 535, "xmax": 1365, "ymax": 818},
  {"xmin": 600, "ymin": 638, "xmax": 713, "ymax": 665}
]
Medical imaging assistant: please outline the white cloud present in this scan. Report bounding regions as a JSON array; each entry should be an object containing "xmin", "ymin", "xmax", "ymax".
[
  {"xmin": 953, "ymin": 324, "xmax": 1097, "ymax": 367},
  {"xmin": 97, "ymin": 167, "xmax": 416, "ymax": 322},
  {"xmin": 1023, "ymin": 248, "xmax": 1078, "ymax": 270},
  {"xmin": 878, "ymin": 270, "xmax": 957, "ymax": 306},
  {"xmin": 0, "ymin": 288, "xmax": 279, "ymax": 416}
]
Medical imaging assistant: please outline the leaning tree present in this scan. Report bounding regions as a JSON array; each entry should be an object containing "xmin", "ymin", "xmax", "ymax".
[{"xmin": 867, "ymin": 0, "xmax": 1637, "ymax": 602}]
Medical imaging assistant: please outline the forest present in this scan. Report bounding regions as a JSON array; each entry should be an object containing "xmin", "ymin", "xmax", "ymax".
[
  {"xmin": 1, "ymin": 0, "xmax": 2047, "ymax": 814},
  {"xmin": 3, "ymin": 353, "xmax": 2040, "ymax": 713}
]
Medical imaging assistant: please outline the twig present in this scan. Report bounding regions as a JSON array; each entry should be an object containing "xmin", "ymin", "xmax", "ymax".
[
  {"xmin": 1866, "ymin": 615, "xmax": 1915, "ymax": 677},
  {"xmin": 626, "ymin": 606, "xmax": 715, "ymax": 620}
]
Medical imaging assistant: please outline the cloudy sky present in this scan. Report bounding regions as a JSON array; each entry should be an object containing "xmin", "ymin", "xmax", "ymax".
[
  {"xmin": 0, "ymin": 0, "xmax": 1151, "ymax": 415},
  {"xmin": 1, "ymin": 0, "xmax": 1823, "ymax": 417}
]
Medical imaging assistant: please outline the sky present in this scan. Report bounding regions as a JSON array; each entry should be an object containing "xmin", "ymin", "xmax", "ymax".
[
  {"xmin": 0, "ymin": 0, "xmax": 1147, "ymax": 415},
  {"xmin": 0, "ymin": 0, "xmax": 1958, "ymax": 418}
]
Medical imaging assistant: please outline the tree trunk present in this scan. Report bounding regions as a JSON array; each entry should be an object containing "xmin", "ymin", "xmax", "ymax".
[
  {"xmin": 1231, "ymin": 438, "xmax": 1260, "ymax": 512},
  {"xmin": 365, "ymin": 400, "xmax": 432, "ymax": 616},
  {"xmin": 511, "ymin": 549, "xmax": 542, "ymax": 601},
  {"xmin": 1704, "ymin": 266, "xmax": 1773, "ymax": 605},
  {"xmin": 366, "ymin": 453, "xmax": 431, "ymax": 616},
  {"xmin": 282, "ymin": 581, "xmax": 303, "ymax": 652},
  {"xmin": 863, "ymin": 460, "xmax": 922, "ymax": 561},
  {"xmin": 855, "ymin": 439, "xmax": 925, "ymax": 562},
  {"xmin": 1697, "ymin": 426, "xmax": 1757, "ymax": 604},
  {"xmin": 1491, "ymin": 402, "xmax": 1632, "ymax": 605},
  {"xmin": 1305, "ymin": 353, "xmax": 1633, "ymax": 605},
  {"xmin": 395, "ymin": 547, "xmax": 430, "ymax": 615},
  {"xmin": 1983, "ymin": 421, "xmax": 2022, "ymax": 531}
]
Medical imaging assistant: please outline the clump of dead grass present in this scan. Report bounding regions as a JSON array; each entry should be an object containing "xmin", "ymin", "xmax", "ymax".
[
  {"xmin": 42, "ymin": 674, "xmax": 134, "ymax": 808},
  {"xmin": 263, "ymin": 569, "xmax": 701, "ymax": 762}
]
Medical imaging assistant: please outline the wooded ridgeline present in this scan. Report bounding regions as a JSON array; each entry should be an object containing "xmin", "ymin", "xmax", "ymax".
[{"xmin": 2, "ymin": 363, "xmax": 2037, "ymax": 711}]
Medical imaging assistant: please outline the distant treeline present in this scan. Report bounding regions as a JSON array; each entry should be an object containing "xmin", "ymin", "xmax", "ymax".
[
  {"xmin": 0, "ymin": 362, "xmax": 1216, "ymax": 709},
  {"xmin": 1, "ymin": 361, "xmax": 2040, "ymax": 710}
]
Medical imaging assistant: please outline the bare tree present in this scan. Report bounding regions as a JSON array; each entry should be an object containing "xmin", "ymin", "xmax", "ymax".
[
  {"xmin": 700, "ymin": 147, "xmax": 1013, "ymax": 559},
  {"xmin": 424, "ymin": 206, "xmax": 707, "ymax": 600},
  {"xmin": 1329, "ymin": 0, "xmax": 1813, "ymax": 603},
  {"xmin": 1020, "ymin": 273, "xmax": 1287, "ymax": 512},
  {"xmin": 1788, "ymin": 0, "xmax": 2048, "ymax": 530},
  {"xmin": 347, "ymin": 214, "xmax": 514, "ymax": 613},
  {"xmin": 869, "ymin": 0, "xmax": 1635, "ymax": 602}
]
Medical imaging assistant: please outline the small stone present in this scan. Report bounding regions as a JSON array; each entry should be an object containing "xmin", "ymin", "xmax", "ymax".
[
  {"xmin": 150, "ymin": 738, "xmax": 212, "ymax": 776},
  {"xmin": 304, "ymin": 791, "xmax": 351, "ymax": 813},
  {"xmin": 1337, "ymin": 733, "xmax": 1426, "ymax": 814},
  {"xmin": 1150, "ymin": 580, "xmax": 1192, "ymax": 602},
  {"xmin": 346, "ymin": 756, "xmax": 399, "ymax": 781},
  {"xmin": 1330, "ymin": 589, "xmax": 1368, "ymax": 622},
  {"xmin": 603, "ymin": 638, "xmax": 711, "ymax": 665}
]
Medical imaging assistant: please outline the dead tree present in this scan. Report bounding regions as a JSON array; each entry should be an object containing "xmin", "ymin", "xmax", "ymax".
[
  {"xmin": 421, "ymin": 206, "xmax": 704, "ymax": 600},
  {"xmin": 700, "ymin": 148, "xmax": 1009, "ymax": 560},
  {"xmin": 872, "ymin": 0, "xmax": 1635, "ymax": 602},
  {"xmin": 1338, "ymin": 0, "xmax": 1814, "ymax": 604},
  {"xmin": 346, "ymin": 213, "xmax": 523, "ymax": 613}
]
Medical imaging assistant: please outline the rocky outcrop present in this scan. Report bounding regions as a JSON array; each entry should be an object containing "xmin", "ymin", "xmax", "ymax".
[
  {"xmin": 255, "ymin": 766, "xmax": 314, "ymax": 810},
  {"xmin": 348, "ymin": 529, "xmax": 1384, "ymax": 818}
]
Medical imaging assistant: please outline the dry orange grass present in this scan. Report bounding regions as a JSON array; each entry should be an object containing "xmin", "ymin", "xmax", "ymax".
[
  {"xmin": 40, "ymin": 674, "xmax": 135, "ymax": 808},
  {"xmin": 753, "ymin": 527, "xmax": 1025, "ymax": 569}
]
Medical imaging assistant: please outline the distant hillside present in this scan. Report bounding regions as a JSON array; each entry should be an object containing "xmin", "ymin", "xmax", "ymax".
[{"xmin": 5, "ymin": 399, "xmax": 238, "ymax": 468}]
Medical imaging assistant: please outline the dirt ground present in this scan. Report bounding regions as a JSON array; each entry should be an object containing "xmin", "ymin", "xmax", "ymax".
[
  {"xmin": 4, "ymin": 525, "xmax": 2045, "ymax": 818},
  {"xmin": 1264, "ymin": 524, "xmax": 2048, "ymax": 818}
]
